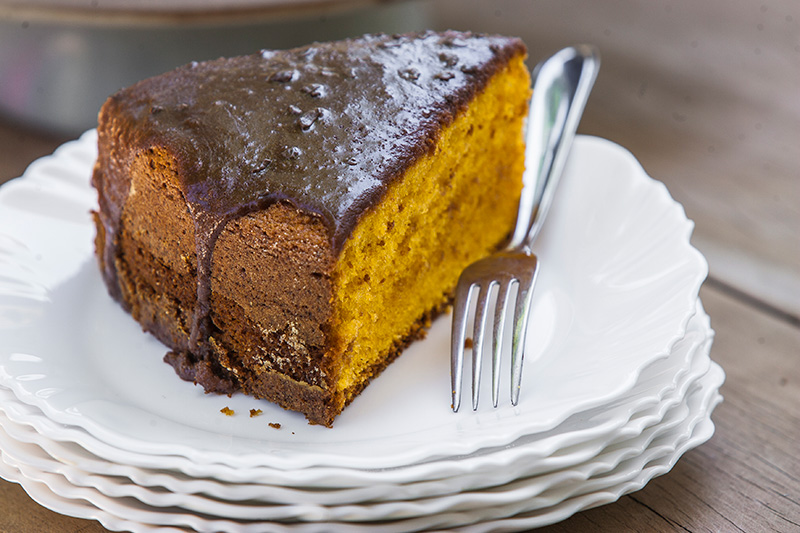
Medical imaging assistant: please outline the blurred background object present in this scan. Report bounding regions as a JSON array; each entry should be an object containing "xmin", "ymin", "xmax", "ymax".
[{"xmin": 0, "ymin": 0, "xmax": 431, "ymax": 134}]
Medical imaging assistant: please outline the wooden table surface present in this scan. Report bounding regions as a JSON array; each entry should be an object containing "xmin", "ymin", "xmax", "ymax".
[{"xmin": 1, "ymin": 0, "xmax": 798, "ymax": 531}]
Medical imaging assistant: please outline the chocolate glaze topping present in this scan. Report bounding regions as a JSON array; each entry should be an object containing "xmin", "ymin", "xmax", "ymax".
[{"xmin": 103, "ymin": 30, "xmax": 525, "ymax": 252}]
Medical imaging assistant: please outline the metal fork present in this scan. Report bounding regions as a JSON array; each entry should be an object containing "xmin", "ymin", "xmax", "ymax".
[{"xmin": 451, "ymin": 45, "xmax": 600, "ymax": 412}]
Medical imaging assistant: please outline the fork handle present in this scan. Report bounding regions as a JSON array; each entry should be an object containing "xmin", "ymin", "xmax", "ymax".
[{"xmin": 508, "ymin": 45, "xmax": 600, "ymax": 254}]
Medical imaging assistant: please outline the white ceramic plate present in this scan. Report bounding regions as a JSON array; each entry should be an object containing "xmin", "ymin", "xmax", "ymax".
[
  {"xmin": 0, "ymin": 358, "xmax": 717, "ymax": 521},
  {"xmin": 0, "ymin": 363, "xmax": 723, "ymax": 532},
  {"xmin": 0, "ymin": 131, "xmax": 708, "ymax": 469},
  {"xmin": 0, "ymin": 304, "xmax": 712, "ymax": 491},
  {"xmin": 0, "ymin": 414, "xmax": 716, "ymax": 533}
]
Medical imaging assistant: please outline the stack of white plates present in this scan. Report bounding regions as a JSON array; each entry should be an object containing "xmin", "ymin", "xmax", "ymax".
[{"xmin": 0, "ymin": 132, "xmax": 723, "ymax": 532}]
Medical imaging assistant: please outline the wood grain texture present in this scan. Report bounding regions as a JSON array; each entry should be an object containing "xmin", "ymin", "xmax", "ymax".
[
  {"xmin": 0, "ymin": 481, "xmax": 106, "ymax": 532},
  {"xmin": 0, "ymin": 123, "xmax": 66, "ymax": 188},
  {"xmin": 539, "ymin": 286, "xmax": 800, "ymax": 532},
  {"xmin": 1, "ymin": 1, "xmax": 799, "ymax": 530}
]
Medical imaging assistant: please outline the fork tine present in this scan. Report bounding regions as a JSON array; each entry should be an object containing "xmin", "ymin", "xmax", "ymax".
[
  {"xmin": 451, "ymin": 281, "xmax": 476, "ymax": 412},
  {"xmin": 491, "ymin": 280, "xmax": 514, "ymax": 407},
  {"xmin": 471, "ymin": 282, "xmax": 495, "ymax": 410},
  {"xmin": 510, "ymin": 261, "xmax": 539, "ymax": 405}
]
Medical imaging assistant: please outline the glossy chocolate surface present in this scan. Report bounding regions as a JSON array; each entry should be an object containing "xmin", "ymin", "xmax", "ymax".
[{"xmin": 105, "ymin": 30, "xmax": 525, "ymax": 250}]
